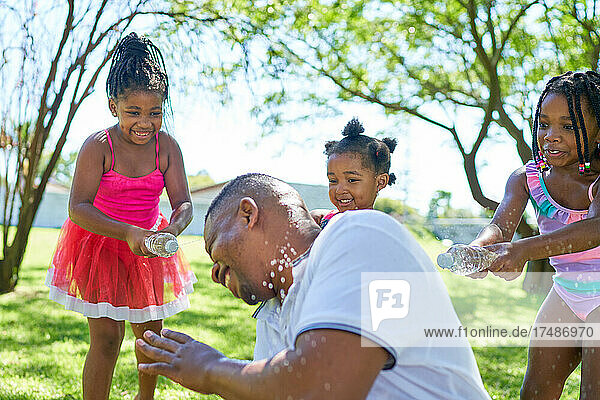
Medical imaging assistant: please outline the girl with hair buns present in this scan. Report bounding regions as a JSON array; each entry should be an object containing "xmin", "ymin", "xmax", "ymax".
[
  {"xmin": 46, "ymin": 32, "xmax": 195, "ymax": 400},
  {"xmin": 312, "ymin": 117, "xmax": 397, "ymax": 228}
]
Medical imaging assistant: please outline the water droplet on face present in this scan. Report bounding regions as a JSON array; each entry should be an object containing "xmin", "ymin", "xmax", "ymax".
[
  {"xmin": 270, "ymin": 271, "xmax": 275, "ymax": 278},
  {"xmin": 278, "ymin": 266, "xmax": 283, "ymax": 272},
  {"xmin": 324, "ymin": 382, "xmax": 331, "ymax": 391},
  {"xmin": 320, "ymin": 336, "xmax": 326, "ymax": 343},
  {"xmin": 281, "ymin": 277, "xmax": 285, "ymax": 283},
  {"xmin": 280, "ymin": 249, "xmax": 285, "ymax": 254},
  {"xmin": 300, "ymin": 357, "xmax": 307, "ymax": 365},
  {"xmin": 290, "ymin": 248, "xmax": 297, "ymax": 255},
  {"xmin": 251, "ymin": 294, "xmax": 256, "ymax": 301},
  {"xmin": 264, "ymin": 241, "xmax": 268, "ymax": 245},
  {"xmin": 271, "ymin": 259, "xmax": 277, "ymax": 266},
  {"xmin": 283, "ymin": 359, "xmax": 290, "ymax": 366},
  {"xmin": 268, "ymin": 283, "xmax": 273, "ymax": 289},
  {"xmin": 311, "ymin": 340, "xmax": 317, "ymax": 348},
  {"xmin": 262, "ymin": 281, "xmax": 267, "ymax": 287}
]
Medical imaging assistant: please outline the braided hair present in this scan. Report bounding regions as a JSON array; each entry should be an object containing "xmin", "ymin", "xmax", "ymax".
[
  {"xmin": 106, "ymin": 32, "xmax": 171, "ymax": 121},
  {"xmin": 324, "ymin": 118, "xmax": 397, "ymax": 185},
  {"xmin": 532, "ymin": 71, "xmax": 600, "ymax": 174}
]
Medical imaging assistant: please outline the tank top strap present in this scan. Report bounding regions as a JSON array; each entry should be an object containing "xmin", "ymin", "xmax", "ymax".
[
  {"xmin": 588, "ymin": 173, "xmax": 600, "ymax": 202},
  {"xmin": 155, "ymin": 131, "xmax": 160, "ymax": 169},
  {"xmin": 105, "ymin": 129, "xmax": 115, "ymax": 170}
]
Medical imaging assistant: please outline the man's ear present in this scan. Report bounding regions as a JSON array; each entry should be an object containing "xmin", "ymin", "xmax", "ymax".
[
  {"xmin": 376, "ymin": 173, "xmax": 389, "ymax": 192},
  {"xmin": 238, "ymin": 197, "xmax": 259, "ymax": 229}
]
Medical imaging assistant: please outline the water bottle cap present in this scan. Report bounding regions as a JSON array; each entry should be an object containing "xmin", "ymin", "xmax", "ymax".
[
  {"xmin": 165, "ymin": 240, "xmax": 179, "ymax": 254},
  {"xmin": 437, "ymin": 253, "xmax": 455, "ymax": 268}
]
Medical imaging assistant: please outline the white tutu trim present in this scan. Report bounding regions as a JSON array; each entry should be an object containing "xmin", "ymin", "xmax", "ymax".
[{"xmin": 45, "ymin": 267, "xmax": 197, "ymax": 323}]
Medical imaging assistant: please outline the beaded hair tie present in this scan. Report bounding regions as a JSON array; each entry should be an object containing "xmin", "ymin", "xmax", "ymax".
[
  {"xmin": 537, "ymin": 152, "xmax": 549, "ymax": 172},
  {"xmin": 579, "ymin": 162, "xmax": 591, "ymax": 175}
]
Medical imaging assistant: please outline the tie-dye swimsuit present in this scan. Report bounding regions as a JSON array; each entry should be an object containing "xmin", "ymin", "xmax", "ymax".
[{"xmin": 526, "ymin": 161, "xmax": 600, "ymax": 320}]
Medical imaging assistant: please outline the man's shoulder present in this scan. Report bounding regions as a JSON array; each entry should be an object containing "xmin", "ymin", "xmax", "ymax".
[
  {"xmin": 318, "ymin": 209, "xmax": 412, "ymax": 246},
  {"xmin": 326, "ymin": 209, "xmax": 404, "ymax": 232}
]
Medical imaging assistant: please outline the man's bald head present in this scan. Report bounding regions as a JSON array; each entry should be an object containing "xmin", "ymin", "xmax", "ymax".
[{"xmin": 205, "ymin": 173, "xmax": 307, "ymax": 225}]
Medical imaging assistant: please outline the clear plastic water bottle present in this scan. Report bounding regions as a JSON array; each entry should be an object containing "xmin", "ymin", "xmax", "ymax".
[
  {"xmin": 437, "ymin": 244, "xmax": 498, "ymax": 276},
  {"xmin": 144, "ymin": 232, "xmax": 179, "ymax": 258}
]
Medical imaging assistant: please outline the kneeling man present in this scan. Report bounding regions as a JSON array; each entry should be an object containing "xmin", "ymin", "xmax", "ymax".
[{"xmin": 136, "ymin": 173, "xmax": 490, "ymax": 399}]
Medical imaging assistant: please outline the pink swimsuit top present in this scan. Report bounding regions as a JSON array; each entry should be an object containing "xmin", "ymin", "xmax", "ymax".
[
  {"xmin": 526, "ymin": 161, "xmax": 600, "ymax": 272},
  {"xmin": 92, "ymin": 130, "xmax": 165, "ymax": 230}
]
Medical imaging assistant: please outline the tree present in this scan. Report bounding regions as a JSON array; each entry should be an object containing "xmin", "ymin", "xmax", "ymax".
[
  {"xmin": 0, "ymin": 1, "xmax": 231, "ymax": 294},
  {"xmin": 170, "ymin": 0, "xmax": 599, "ymax": 291}
]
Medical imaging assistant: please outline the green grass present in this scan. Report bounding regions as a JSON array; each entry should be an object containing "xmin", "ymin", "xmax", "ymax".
[{"xmin": 0, "ymin": 228, "xmax": 583, "ymax": 399}]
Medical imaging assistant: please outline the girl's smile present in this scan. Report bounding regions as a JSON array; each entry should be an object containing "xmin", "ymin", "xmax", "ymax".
[
  {"xmin": 327, "ymin": 152, "xmax": 386, "ymax": 211},
  {"xmin": 109, "ymin": 90, "xmax": 164, "ymax": 145}
]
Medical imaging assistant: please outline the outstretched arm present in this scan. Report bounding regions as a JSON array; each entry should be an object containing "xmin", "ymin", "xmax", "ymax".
[
  {"xmin": 161, "ymin": 134, "xmax": 192, "ymax": 236},
  {"xmin": 137, "ymin": 328, "xmax": 388, "ymax": 399}
]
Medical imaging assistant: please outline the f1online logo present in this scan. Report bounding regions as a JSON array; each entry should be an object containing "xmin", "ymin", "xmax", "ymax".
[{"xmin": 368, "ymin": 280, "xmax": 410, "ymax": 331}]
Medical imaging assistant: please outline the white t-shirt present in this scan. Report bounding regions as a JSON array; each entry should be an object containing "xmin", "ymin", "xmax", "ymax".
[{"xmin": 253, "ymin": 210, "xmax": 490, "ymax": 400}]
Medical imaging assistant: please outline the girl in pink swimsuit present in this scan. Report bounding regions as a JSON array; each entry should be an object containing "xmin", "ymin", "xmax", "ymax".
[
  {"xmin": 46, "ymin": 33, "xmax": 195, "ymax": 400},
  {"xmin": 472, "ymin": 71, "xmax": 600, "ymax": 399},
  {"xmin": 312, "ymin": 117, "xmax": 397, "ymax": 228}
]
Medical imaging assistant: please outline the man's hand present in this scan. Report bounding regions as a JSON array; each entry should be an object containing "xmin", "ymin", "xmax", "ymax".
[
  {"xmin": 136, "ymin": 329, "xmax": 226, "ymax": 393},
  {"xmin": 484, "ymin": 242, "xmax": 527, "ymax": 281}
]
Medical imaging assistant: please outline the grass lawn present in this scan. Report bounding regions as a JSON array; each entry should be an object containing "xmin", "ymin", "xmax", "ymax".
[{"xmin": 0, "ymin": 228, "xmax": 582, "ymax": 399}]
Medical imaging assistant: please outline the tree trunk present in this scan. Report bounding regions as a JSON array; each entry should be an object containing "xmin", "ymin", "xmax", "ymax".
[{"xmin": 0, "ymin": 200, "xmax": 36, "ymax": 294}]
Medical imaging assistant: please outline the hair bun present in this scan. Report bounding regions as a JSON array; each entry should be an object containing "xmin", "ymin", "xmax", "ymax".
[
  {"xmin": 388, "ymin": 173, "xmax": 397, "ymax": 186},
  {"xmin": 120, "ymin": 32, "xmax": 149, "ymax": 58},
  {"xmin": 342, "ymin": 117, "xmax": 365, "ymax": 137},
  {"xmin": 382, "ymin": 137, "xmax": 397, "ymax": 153}
]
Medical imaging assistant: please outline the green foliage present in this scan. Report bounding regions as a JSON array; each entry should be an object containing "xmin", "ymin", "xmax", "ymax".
[
  {"xmin": 428, "ymin": 189, "xmax": 480, "ymax": 218},
  {"xmin": 374, "ymin": 196, "xmax": 434, "ymax": 238},
  {"xmin": 187, "ymin": 170, "xmax": 215, "ymax": 191},
  {"xmin": 166, "ymin": 0, "xmax": 599, "ymax": 213}
]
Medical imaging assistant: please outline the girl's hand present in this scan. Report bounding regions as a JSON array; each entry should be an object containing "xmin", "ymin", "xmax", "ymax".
[
  {"xmin": 125, "ymin": 227, "xmax": 154, "ymax": 257},
  {"xmin": 484, "ymin": 242, "xmax": 528, "ymax": 281}
]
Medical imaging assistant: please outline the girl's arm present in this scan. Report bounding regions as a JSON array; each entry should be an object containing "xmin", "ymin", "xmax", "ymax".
[
  {"xmin": 471, "ymin": 166, "xmax": 530, "ymax": 247},
  {"xmin": 487, "ymin": 172, "xmax": 600, "ymax": 280},
  {"xmin": 68, "ymin": 134, "xmax": 152, "ymax": 255},
  {"xmin": 492, "ymin": 192, "xmax": 600, "ymax": 265},
  {"xmin": 160, "ymin": 134, "xmax": 193, "ymax": 236}
]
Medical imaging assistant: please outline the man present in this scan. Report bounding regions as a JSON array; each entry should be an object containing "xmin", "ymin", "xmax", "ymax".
[{"xmin": 136, "ymin": 173, "xmax": 491, "ymax": 399}]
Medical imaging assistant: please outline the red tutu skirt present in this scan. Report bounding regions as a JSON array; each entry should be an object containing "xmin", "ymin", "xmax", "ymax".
[{"xmin": 46, "ymin": 214, "xmax": 196, "ymax": 323}]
